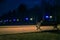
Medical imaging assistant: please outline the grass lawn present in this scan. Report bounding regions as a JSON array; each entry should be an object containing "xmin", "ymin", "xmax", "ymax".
[{"xmin": 0, "ymin": 32, "xmax": 60, "ymax": 40}]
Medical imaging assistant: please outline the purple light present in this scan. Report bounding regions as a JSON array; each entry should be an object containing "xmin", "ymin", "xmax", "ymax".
[
  {"xmin": 6, "ymin": 20, "xmax": 8, "ymax": 22},
  {"xmin": 4, "ymin": 19, "xmax": 8, "ymax": 22},
  {"xmin": 25, "ymin": 18, "xmax": 28, "ymax": 20},
  {"xmin": 13, "ymin": 19, "xmax": 16, "ymax": 21},
  {"xmin": 4, "ymin": 20, "xmax": 6, "ymax": 22}
]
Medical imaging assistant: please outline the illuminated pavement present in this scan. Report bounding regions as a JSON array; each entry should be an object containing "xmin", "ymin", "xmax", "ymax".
[{"xmin": 0, "ymin": 25, "xmax": 54, "ymax": 35}]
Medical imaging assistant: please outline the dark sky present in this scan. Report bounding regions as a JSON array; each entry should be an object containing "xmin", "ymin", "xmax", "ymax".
[{"xmin": 0, "ymin": 0, "xmax": 60, "ymax": 16}]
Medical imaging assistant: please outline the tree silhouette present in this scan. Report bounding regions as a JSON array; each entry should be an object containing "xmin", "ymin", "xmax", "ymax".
[
  {"xmin": 0, "ymin": 0, "xmax": 5, "ymax": 3},
  {"xmin": 18, "ymin": 4, "xmax": 27, "ymax": 13},
  {"xmin": 55, "ymin": 5, "xmax": 60, "ymax": 23}
]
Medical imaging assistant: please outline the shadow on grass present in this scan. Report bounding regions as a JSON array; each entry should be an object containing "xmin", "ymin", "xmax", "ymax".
[
  {"xmin": 0, "ymin": 30, "xmax": 60, "ymax": 36},
  {"xmin": 41, "ymin": 30, "xmax": 60, "ymax": 34}
]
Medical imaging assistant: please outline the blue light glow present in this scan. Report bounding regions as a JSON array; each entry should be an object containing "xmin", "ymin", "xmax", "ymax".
[
  {"xmin": 4, "ymin": 20, "xmax": 7, "ymax": 22},
  {"xmin": 4, "ymin": 19, "xmax": 8, "ymax": 22},
  {"xmin": 6, "ymin": 20, "xmax": 8, "ymax": 22},
  {"xmin": 45, "ymin": 16, "xmax": 49, "ymax": 18},
  {"xmin": 13, "ymin": 19, "xmax": 16, "ymax": 21},
  {"xmin": 25, "ymin": 18, "xmax": 29, "ymax": 20}
]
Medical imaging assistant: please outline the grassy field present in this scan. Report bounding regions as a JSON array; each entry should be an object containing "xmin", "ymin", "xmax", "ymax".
[{"xmin": 0, "ymin": 32, "xmax": 60, "ymax": 40}]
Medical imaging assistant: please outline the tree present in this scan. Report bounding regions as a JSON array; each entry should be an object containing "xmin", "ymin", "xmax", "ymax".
[
  {"xmin": 0, "ymin": 0, "xmax": 5, "ymax": 3},
  {"xmin": 18, "ymin": 4, "xmax": 27, "ymax": 13}
]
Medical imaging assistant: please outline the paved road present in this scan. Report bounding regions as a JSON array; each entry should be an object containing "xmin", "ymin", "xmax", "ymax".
[{"xmin": 0, "ymin": 25, "xmax": 54, "ymax": 35}]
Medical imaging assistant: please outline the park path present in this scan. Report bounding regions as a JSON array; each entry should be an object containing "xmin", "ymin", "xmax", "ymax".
[{"xmin": 0, "ymin": 25, "xmax": 53, "ymax": 35}]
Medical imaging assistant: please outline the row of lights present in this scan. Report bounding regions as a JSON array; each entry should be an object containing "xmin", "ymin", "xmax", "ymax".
[
  {"xmin": 45, "ymin": 16, "xmax": 52, "ymax": 19},
  {"xmin": 25, "ymin": 18, "xmax": 33, "ymax": 21},
  {"xmin": 0, "ymin": 16, "xmax": 53, "ymax": 23},
  {"xmin": 0, "ymin": 18, "xmax": 33, "ymax": 23}
]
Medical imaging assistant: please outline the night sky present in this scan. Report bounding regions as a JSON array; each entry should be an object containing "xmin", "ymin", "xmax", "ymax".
[{"xmin": 0, "ymin": 0, "xmax": 60, "ymax": 16}]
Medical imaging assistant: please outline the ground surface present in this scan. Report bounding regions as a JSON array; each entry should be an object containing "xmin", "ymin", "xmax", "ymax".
[
  {"xmin": 0, "ymin": 32, "xmax": 60, "ymax": 40},
  {"xmin": 0, "ymin": 25, "xmax": 60, "ymax": 40},
  {"xmin": 0, "ymin": 25, "xmax": 59, "ymax": 34}
]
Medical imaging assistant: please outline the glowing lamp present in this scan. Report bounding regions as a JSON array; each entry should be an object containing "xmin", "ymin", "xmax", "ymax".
[
  {"xmin": 25, "ymin": 18, "xmax": 28, "ymax": 20},
  {"xmin": 46, "ymin": 16, "xmax": 49, "ymax": 18},
  {"xmin": 13, "ymin": 19, "xmax": 16, "ymax": 21},
  {"xmin": 17, "ymin": 19, "xmax": 19, "ymax": 21},
  {"xmin": 30, "ymin": 18, "xmax": 33, "ymax": 21},
  {"xmin": 50, "ymin": 16, "xmax": 52, "ymax": 18}
]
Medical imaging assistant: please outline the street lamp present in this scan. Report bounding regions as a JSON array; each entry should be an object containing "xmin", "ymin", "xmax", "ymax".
[{"xmin": 30, "ymin": 18, "xmax": 33, "ymax": 21}]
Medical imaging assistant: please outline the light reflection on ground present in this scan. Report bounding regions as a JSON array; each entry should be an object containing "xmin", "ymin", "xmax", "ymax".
[{"xmin": 0, "ymin": 25, "xmax": 55, "ymax": 34}]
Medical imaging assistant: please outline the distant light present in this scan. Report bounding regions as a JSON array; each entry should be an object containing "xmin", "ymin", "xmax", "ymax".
[
  {"xmin": 4, "ymin": 19, "xmax": 9, "ymax": 22},
  {"xmin": 46, "ymin": 16, "xmax": 49, "ymax": 18},
  {"xmin": 4, "ymin": 20, "xmax": 7, "ymax": 22},
  {"xmin": 25, "ymin": 18, "xmax": 28, "ymax": 20},
  {"xmin": 0, "ymin": 20, "xmax": 2, "ymax": 23},
  {"xmin": 30, "ymin": 18, "xmax": 33, "ymax": 21},
  {"xmin": 6, "ymin": 20, "xmax": 8, "ymax": 22},
  {"xmin": 50, "ymin": 16, "xmax": 52, "ymax": 18},
  {"xmin": 17, "ymin": 19, "xmax": 19, "ymax": 21},
  {"xmin": 9, "ymin": 20, "xmax": 12, "ymax": 22},
  {"xmin": 13, "ymin": 19, "xmax": 16, "ymax": 21}
]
